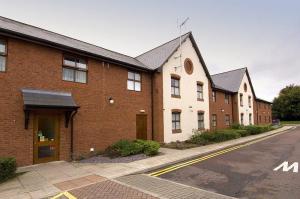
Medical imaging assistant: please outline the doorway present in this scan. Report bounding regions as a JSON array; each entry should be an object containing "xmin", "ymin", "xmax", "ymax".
[
  {"xmin": 136, "ymin": 114, "xmax": 147, "ymax": 140},
  {"xmin": 33, "ymin": 114, "xmax": 60, "ymax": 164}
]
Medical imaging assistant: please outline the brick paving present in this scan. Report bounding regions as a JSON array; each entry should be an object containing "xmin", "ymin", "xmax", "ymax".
[
  {"xmin": 54, "ymin": 174, "xmax": 106, "ymax": 191},
  {"xmin": 69, "ymin": 179, "xmax": 158, "ymax": 199},
  {"xmin": 116, "ymin": 174, "xmax": 236, "ymax": 199}
]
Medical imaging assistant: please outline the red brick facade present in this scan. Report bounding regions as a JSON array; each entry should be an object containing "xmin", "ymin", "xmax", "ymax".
[
  {"xmin": 0, "ymin": 37, "xmax": 153, "ymax": 166},
  {"xmin": 210, "ymin": 90, "xmax": 233, "ymax": 130},
  {"xmin": 254, "ymin": 100, "xmax": 272, "ymax": 125}
]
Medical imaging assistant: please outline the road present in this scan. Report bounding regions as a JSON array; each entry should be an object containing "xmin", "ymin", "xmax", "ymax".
[{"xmin": 156, "ymin": 126, "xmax": 300, "ymax": 199}]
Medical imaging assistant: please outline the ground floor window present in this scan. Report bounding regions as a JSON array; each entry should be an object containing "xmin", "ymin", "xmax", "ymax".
[
  {"xmin": 198, "ymin": 112, "xmax": 204, "ymax": 129},
  {"xmin": 249, "ymin": 113, "xmax": 252, "ymax": 125},
  {"xmin": 225, "ymin": 114, "xmax": 230, "ymax": 126},
  {"xmin": 172, "ymin": 111, "xmax": 181, "ymax": 133},
  {"xmin": 241, "ymin": 113, "xmax": 244, "ymax": 125},
  {"xmin": 212, "ymin": 114, "xmax": 217, "ymax": 128}
]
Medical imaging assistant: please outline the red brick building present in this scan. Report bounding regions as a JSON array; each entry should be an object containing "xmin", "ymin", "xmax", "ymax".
[
  {"xmin": 0, "ymin": 17, "xmax": 272, "ymax": 166},
  {"xmin": 210, "ymin": 68, "xmax": 272, "ymax": 129}
]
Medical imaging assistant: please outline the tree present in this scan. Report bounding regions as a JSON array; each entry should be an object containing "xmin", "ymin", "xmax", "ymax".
[{"xmin": 272, "ymin": 84, "xmax": 300, "ymax": 121}]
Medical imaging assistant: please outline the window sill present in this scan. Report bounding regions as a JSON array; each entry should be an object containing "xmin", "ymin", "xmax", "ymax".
[
  {"xmin": 197, "ymin": 98, "xmax": 204, "ymax": 101},
  {"xmin": 172, "ymin": 129, "xmax": 182, "ymax": 134},
  {"xmin": 171, "ymin": 95, "xmax": 181, "ymax": 99}
]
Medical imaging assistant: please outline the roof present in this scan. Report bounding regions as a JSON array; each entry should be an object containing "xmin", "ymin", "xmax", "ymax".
[
  {"xmin": 211, "ymin": 68, "xmax": 247, "ymax": 93},
  {"xmin": 136, "ymin": 32, "xmax": 190, "ymax": 70},
  {"xmin": 136, "ymin": 32, "xmax": 213, "ymax": 83},
  {"xmin": 21, "ymin": 89, "xmax": 78, "ymax": 109},
  {"xmin": 0, "ymin": 16, "xmax": 150, "ymax": 70},
  {"xmin": 256, "ymin": 98, "xmax": 272, "ymax": 104}
]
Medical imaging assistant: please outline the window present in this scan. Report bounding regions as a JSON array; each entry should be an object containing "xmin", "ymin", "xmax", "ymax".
[
  {"xmin": 184, "ymin": 58, "xmax": 194, "ymax": 75},
  {"xmin": 197, "ymin": 83, "xmax": 204, "ymax": 100},
  {"xmin": 62, "ymin": 55, "xmax": 87, "ymax": 83},
  {"xmin": 0, "ymin": 39, "xmax": 7, "ymax": 72},
  {"xmin": 127, "ymin": 71, "xmax": 141, "ymax": 91},
  {"xmin": 171, "ymin": 77, "xmax": 180, "ymax": 97},
  {"xmin": 265, "ymin": 116, "xmax": 267, "ymax": 123},
  {"xmin": 259, "ymin": 115, "xmax": 262, "ymax": 123},
  {"xmin": 225, "ymin": 94, "xmax": 230, "ymax": 104},
  {"xmin": 249, "ymin": 113, "xmax": 252, "ymax": 125},
  {"xmin": 172, "ymin": 111, "xmax": 181, "ymax": 133},
  {"xmin": 212, "ymin": 91, "xmax": 216, "ymax": 102},
  {"xmin": 225, "ymin": 114, "xmax": 230, "ymax": 126},
  {"xmin": 240, "ymin": 93, "xmax": 243, "ymax": 106},
  {"xmin": 248, "ymin": 96, "xmax": 252, "ymax": 107},
  {"xmin": 212, "ymin": 114, "xmax": 217, "ymax": 128},
  {"xmin": 244, "ymin": 83, "xmax": 247, "ymax": 92},
  {"xmin": 198, "ymin": 112, "xmax": 205, "ymax": 129},
  {"xmin": 241, "ymin": 113, "xmax": 244, "ymax": 125}
]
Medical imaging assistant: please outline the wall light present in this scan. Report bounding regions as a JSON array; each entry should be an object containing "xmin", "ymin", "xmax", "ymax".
[{"xmin": 109, "ymin": 97, "xmax": 114, "ymax": 104}]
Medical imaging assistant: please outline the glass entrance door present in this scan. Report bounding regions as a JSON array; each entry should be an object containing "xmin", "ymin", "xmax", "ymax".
[{"xmin": 34, "ymin": 114, "xmax": 59, "ymax": 164}]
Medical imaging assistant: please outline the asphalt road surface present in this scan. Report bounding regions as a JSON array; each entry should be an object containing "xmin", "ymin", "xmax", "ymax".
[{"xmin": 158, "ymin": 126, "xmax": 300, "ymax": 199}]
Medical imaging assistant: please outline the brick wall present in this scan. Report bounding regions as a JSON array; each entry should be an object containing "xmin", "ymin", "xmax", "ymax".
[
  {"xmin": 254, "ymin": 100, "xmax": 272, "ymax": 125},
  {"xmin": 0, "ymin": 37, "xmax": 152, "ymax": 166},
  {"xmin": 210, "ymin": 90, "xmax": 233, "ymax": 130}
]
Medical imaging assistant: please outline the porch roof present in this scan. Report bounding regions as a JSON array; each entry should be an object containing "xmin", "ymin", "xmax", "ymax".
[{"xmin": 21, "ymin": 89, "xmax": 79, "ymax": 110}]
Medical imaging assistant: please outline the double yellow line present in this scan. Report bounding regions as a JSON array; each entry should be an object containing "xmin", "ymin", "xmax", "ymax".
[{"xmin": 150, "ymin": 134, "xmax": 278, "ymax": 177}]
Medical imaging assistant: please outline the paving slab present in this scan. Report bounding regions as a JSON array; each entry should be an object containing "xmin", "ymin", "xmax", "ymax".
[{"xmin": 116, "ymin": 174, "xmax": 235, "ymax": 199}]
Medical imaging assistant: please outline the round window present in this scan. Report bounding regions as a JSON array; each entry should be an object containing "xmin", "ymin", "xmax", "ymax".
[
  {"xmin": 184, "ymin": 58, "xmax": 194, "ymax": 75},
  {"xmin": 244, "ymin": 83, "xmax": 247, "ymax": 92}
]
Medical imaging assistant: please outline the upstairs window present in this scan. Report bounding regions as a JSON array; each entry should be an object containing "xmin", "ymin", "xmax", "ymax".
[
  {"xmin": 0, "ymin": 39, "xmax": 7, "ymax": 72},
  {"xmin": 225, "ymin": 94, "xmax": 230, "ymax": 104},
  {"xmin": 198, "ymin": 112, "xmax": 205, "ymax": 129},
  {"xmin": 197, "ymin": 82, "xmax": 204, "ymax": 100},
  {"xmin": 171, "ymin": 76, "xmax": 180, "ymax": 97},
  {"xmin": 212, "ymin": 91, "xmax": 216, "ymax": 102},
  {"xmin": 62, "ymin": 55, "xmax": 87, "ymax": 83},
  {"xmin": 172, "ymin": 111, "xmax": 181, "ymax": 133},
  {"xmin": 127, "ymin": 71, "xmax": 141, "ymax": 91},
  {"xmin": 248, "ymin": 96, "xmax": 252, "ymax": 107},
  {"xmin": 240, "ymin": 93, "xmax": 243, "ymax": 107},
  {"xmin": 225, "ymin": 114, "xmax": 230, "ymax": 126}
]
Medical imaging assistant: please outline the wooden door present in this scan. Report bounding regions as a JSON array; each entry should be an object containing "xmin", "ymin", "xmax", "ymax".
[
  {"xmin": 136, "ymin": 114, "xmax": 148, "ymax": 140},
  {"xmin": 33, "ymin": 114, "xmax": 60, "ymax": 164}
]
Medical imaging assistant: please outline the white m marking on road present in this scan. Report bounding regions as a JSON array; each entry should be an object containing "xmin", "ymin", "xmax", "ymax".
[{"xmin": 273, "ymin": 161, "xmax": 298, "ymax": 173}]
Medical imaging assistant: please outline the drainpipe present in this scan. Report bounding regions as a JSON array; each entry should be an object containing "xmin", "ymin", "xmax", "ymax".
[
  {"xmin": 70, "ymin": 109, "xmax": 78, "ymax": 160},
  {"xmin": 151, "ymin": 71, "xmax": 154, "ymax": 141}
]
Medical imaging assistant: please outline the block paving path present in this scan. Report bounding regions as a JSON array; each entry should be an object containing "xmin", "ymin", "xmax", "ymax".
[
  {"xmin": 68, "ymin": 179, "xmax": 158, "ymax": 199},
  {"xmin": 115, "ymin": 174, "xmax": 235, "ymax": 199}
]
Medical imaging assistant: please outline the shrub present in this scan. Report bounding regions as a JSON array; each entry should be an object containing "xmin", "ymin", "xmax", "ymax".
[
  {"xmin": 189, "ymin": 130, "xmax": 240, "ymax": 144},
  {"xmin": 111, "ymin": 140, "xmax": 144, "ymax": 157},
  {"xmin": 242, "ymin": 125, "xmax": 274, "ymax": 135},
  {"xmin": 0, "ymin": 157, "xmax": 16, "ymax": 182},
  {"xmin": 108, "ymin": 139, "xmax": 160, "ymax": 157},
  {"xmin": 231, "ymin": 123, "xmax": 242, "ymax": 129},
  {"xmin": 189, "ymin": 132, "xmax": 209, "ymax": 145},
  {"xmin": 236, "ymin": 129, "xmax": 250, "ymax": 137},
  {"xmin": 243, "ymin": 125, "xmax": 263, "ymax": 135},
  {"xmin": 141, "ymin": 140, "xmax": 160, "ymax": 156}
]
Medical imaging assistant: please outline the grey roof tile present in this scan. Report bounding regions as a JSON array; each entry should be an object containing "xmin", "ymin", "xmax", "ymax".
[
  {"xmin": 21, "ymin": 89, "xmax": 78, "ymax": 108},
  {"xmin": 211, "ymin": 68, "xmax": 247, "ymax": 93},
  {"xmin": 0, "ymin": 16, "xmax": 149, "ymax": 70},
  {"xmin": 136, "ymin": 32, "xmax": 191, "ymax": 69}
]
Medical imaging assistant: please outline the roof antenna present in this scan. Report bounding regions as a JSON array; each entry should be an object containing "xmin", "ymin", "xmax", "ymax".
[{"xmin": 174, "ymin": 17, "xmax": 189, "ymax": 70}]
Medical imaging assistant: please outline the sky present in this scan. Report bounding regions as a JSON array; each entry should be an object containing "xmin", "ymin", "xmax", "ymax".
[{"xmin": 0, "ymin": 0, "xmax": 299, "ymax": 101}]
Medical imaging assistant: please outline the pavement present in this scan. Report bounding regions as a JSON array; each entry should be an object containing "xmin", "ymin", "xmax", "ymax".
[
  {"xmin": 0, "ymin": 125, "xmax": 293, "ymax": 199},
  {"xmin": 156, "ymin": 126, "xmax": 300, "ymax": 199}
]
